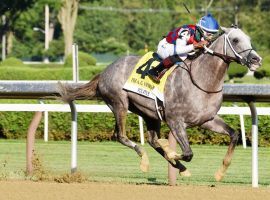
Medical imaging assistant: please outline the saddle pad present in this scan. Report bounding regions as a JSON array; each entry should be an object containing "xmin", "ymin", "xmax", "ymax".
[{"xmin": 123, "ymin": 51, "xmax": 176, "ymax": 102}]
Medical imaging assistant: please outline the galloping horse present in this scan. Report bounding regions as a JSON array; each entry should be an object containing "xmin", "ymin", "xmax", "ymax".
[{"xmin": 59, "ymin": 26, "xmax": 262, "ymax": 181}]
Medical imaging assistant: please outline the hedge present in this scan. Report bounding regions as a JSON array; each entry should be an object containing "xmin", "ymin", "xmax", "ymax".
[
  {"xmin": 64, "ymin": 51, "xmax": 97, "ymax": 67},
  {"xmin": 227, "ymin": 62, "xmax": 248, "ymax": 80},
  {"xmin": 0, "ymin": 110, "xmax": 270, "ymax": 147},
  {"xmin": 254, "ymin": 55, "xmax": 270, "ymax": 79},
  {"xmin": 0, "ymin": 66, "xmax": 104, "ymax": 80},
  {"xmin": 0, "ymin": 57, "xmax": 24, "ymax": 67}
]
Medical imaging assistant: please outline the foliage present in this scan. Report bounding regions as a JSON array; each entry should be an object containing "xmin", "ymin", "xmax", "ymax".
[
  {"xmin": 1, "ymin": 110, "xmax": 270, "ymax": 147},
  {"xmin": 0, "ymin": 0, "xmax": 36, "ymax": 31},
  {"xmin": 0, "ymin": 57, "xmax": 24, "ymax": 67},
  {"xmin": 64, "ymin": 51, "xmax": 97, "ymax": 67},
  {"xmin": 75, "ymin": 0, "xmax": 129, "ymax": 54},
  {"xmin": 227, "ymin": 62, "xmax": 248, "ymax": 80},
  {"xmin": 44, "ymin": 39, "xmax": 65, "ymax": 61}
]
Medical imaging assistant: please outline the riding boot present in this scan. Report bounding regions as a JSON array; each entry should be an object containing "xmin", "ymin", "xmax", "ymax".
[
  {"xmin": 147, "ymin": 62, "xmax": 166, "ymax": 83},
  {"xmin": 148, "ymin": 55, "xmax": 182, "ymax": 83}
]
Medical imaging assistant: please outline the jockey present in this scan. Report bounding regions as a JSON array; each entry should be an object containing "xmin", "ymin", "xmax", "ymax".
[{"xmin": 148, "ymin": 13, "xmax": 220, "ymax": 83}]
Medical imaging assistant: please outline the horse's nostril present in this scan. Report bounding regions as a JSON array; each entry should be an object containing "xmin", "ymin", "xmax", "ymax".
[{"xmin": 251, "ymin": 56, "xmax": 261, "ymax": 63}]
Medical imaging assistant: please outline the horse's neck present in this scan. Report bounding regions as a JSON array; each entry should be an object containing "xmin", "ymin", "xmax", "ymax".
[{"xmin": 186, "ymin": 36, "xmax": 228, "ymax": 92}]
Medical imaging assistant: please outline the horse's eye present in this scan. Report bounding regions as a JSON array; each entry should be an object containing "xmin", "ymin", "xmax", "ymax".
[{"xmin": 232, "ymin": 38, "xmax": 239, "ymax": 44}]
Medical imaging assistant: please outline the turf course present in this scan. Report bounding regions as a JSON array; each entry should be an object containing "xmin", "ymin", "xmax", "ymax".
[{"xmin": 0, "ymin": 140, "xmax": 269, "ymax": 186}]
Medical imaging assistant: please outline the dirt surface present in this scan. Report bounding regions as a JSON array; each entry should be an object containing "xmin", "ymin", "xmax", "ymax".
[{"xmin": 0, "ymin": 181, "xmax": 269, "ymax": 200}]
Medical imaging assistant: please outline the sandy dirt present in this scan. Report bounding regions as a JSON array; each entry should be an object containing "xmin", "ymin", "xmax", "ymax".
[{"xmin": 0, "ymin": 181, "xmax": 269, "ymax": 200}]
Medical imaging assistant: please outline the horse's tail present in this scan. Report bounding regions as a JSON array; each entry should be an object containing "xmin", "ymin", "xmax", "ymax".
[{"xmin": 57, "ymin": 74, "xmax": 100, "ymax": 103}]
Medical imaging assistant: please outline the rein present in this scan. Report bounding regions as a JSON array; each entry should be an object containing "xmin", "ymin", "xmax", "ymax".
[
  {"xmin": 179, "ymin": 60, "xmax": 223, "ymax": 94},
  {"xmin": 177, "ymin": 31, "xmax": 227, "ymax": 94}
]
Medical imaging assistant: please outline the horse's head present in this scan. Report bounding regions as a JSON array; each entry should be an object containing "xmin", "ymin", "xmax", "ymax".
[{"xmin": 221, "ymin": 26, "xmax": 262, "ymax": 71}]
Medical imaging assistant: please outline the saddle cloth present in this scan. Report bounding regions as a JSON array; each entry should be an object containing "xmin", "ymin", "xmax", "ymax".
[{"xmin": 123, "ymin": 51, "xmax": 176, "ymax": 102}]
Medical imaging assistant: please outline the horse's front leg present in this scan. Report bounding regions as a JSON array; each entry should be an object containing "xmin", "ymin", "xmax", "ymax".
[
  {"xmin": 201, "ymin": 115, "xmax": 239, "ymax": 181},
  {"xmin": 166, "ymin": 120, "xmax": 193, "ymax": 162},
  {"xmin": 144, "ymin": 117, "xmax": 190, "ymax": 177}
]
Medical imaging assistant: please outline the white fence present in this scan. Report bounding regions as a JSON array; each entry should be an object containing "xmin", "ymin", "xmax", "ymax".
[{"xmin": 1, "ymin": 103, "xmax": 270, "ymax": 147}]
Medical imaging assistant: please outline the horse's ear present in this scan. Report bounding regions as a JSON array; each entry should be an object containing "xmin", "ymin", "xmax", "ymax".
[{"xmin": 220, "ymin": 26, "xmax": 227, "ymax": 32}]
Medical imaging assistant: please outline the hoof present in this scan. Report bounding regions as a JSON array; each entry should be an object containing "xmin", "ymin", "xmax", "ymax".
[
  {"xmin": 179, "ymin": 169, "xmax": 191, "ymax": 177},
  {"xmin": 215, "ymin": 170, "xmax": 224, "ymax": 182},
  {"xmin": 140, "ymin": 154, "xmax": 149, "ymax": 173},
  {"xmin": 179, "ymin": 153, "xmax": 193, "ymax": 162}
]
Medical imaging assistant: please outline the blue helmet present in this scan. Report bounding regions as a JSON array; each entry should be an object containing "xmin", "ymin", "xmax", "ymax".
[{"xmin": 197, "ymin": 13, "xmax": 219, "ymax": 33}]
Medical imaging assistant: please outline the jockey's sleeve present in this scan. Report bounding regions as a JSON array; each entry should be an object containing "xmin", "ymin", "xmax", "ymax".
[{"xmin": 175, "ymin": 39, "xmax": 194, "ymax": 54}]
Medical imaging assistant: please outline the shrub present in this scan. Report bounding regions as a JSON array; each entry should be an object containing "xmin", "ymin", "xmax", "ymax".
[
  {"xmin": 0, "ymin": 65, "xmax": 104, "ymax": 80},
  {"xmin": 44, "ymin": 40, "xmax": 65, "ymax": 62},
  {"xmin": 64, "ymin": 51, "xmax": 96, "ymax": 67},
  {"xmin": 254, "ymin": 69, "xmax": 267, "ymax": 79},
  {"xmin": 227, "ymin": 62, "xmax": 248, "ymax": 80},
  {"xmin": 0, "ymin": 57, "xmax": 24, "ymax": 67},
  {"xmin": 254, "ymin": 55, "xmax": 270, "ymax": 79}
]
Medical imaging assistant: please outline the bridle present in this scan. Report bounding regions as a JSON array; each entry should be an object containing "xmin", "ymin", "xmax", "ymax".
[
  {"xmin": 181, "ymin": 28, "xmax": 254, "ymax": 94},
  {"xmin": 204, "ymin": 28, "xmax": 254, "ymax": 66}
]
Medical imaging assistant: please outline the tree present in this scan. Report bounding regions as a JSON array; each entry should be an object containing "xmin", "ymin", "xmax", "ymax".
[
  {"xmin": 1, "ymin": 0, "xmax": 36, "ymax": 57},
  {"xmin": 58, "ymin": 0, "xmax": 79, "ymax": 58}
]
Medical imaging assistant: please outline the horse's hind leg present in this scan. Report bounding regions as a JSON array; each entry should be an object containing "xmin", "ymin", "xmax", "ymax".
[
  {"xmin": 143, "ymin": 117, "xmax": 190, "ymax": 177},
  {"xmin": 201, "ymin": 115, "xmax": 239, "ymax": 181},
  {"xmin": 112, "ymin": 104, "xmax": 149, "ymax": 172}
]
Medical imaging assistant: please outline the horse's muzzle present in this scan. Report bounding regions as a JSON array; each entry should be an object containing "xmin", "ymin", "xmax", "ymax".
[{"xmin": 247, "ymin": 53, "xmax": 262, "ymax": 71}]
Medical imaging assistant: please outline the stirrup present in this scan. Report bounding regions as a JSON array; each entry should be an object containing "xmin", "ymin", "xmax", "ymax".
[
  {"xmin": 148, "ymin": 73, "xmax": 161, "ymax": 83},
  {"xmin": 150, "ymin": 69, "xmax": 167, "ymax": 83},
  {"xmin": 147, "ymin": 68, "xmax": 160, "ymax": 83}
]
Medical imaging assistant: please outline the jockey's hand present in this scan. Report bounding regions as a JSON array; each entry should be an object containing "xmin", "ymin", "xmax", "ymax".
[{"xmin": 194, "ymin": 40, "xmax": 209, "ymax": 49}]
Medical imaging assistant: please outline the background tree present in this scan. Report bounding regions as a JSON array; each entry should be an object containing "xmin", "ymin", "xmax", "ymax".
[
  {"xmin": 58, "ymin": 0, "xmax": 79, "ymax": 58},
  {"xmin": 5, "ymin": 0, "xmax": 62, "ymax": 60},
  {"xmin": 75, "ymin": 0, "xmax": 128, "ymax": 55},
  {"xmin": 0, "ymin": 0, "xmax": 35, "ymax": 57}
]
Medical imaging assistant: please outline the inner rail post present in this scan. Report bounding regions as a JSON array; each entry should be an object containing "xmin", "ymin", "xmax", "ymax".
[
  {"xmin": 248, "ymin": 101, "xmax": 258, "ymax": 188},
  {"xmin": 69, "ymin": 100, "xmax": 77, "ymax": 173},
  {"xmin": 168, "ymin": 132, "xmax": 177, "ymax": 186}
]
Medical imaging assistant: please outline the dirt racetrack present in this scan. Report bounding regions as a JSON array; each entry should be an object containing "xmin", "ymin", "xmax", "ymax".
[{"xmin": 0, "ymin": 181, "xmax": 269, "ymax": 200}]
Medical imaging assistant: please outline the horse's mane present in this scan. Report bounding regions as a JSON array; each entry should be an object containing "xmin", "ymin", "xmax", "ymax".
[{"xmin": 186, "ymin": 30, "xmax": 225, "ymax": 63}]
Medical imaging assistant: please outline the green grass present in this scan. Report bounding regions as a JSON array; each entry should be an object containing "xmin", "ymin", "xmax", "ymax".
[{"xmin": 0, "ymin": 140, "xmax": 269, "ymax": 186}]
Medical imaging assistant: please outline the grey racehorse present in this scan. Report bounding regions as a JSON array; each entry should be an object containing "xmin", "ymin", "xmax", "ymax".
[{"xmin": 59, "ymin": 27, "xmax": 262, "ymax": 181}]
